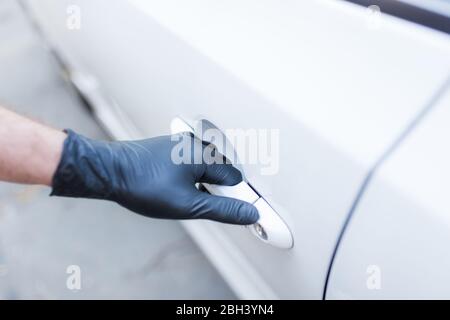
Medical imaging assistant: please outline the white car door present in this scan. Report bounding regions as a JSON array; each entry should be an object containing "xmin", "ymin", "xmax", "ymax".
[
  {"xmin": 326, "ymin": 82, "xmax": 450, "ymax": 299},
  {"xmin": 25, "ymin": 0, "xmax": 450, "ymax": 298}
]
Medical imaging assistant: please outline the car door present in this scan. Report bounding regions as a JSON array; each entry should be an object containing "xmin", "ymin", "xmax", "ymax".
[
  {"xmin": 25, "ymin": 0, "xmax": 450, "ymax": 298},
  {"xmin": 326, "ymin": 81, "xmax": 450, "ymax": 299}
]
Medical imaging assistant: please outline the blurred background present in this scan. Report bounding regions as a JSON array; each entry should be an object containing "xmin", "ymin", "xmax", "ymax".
[{"xmin": 0, "ymin": 0, "xmax": 234, "ymax": 299}]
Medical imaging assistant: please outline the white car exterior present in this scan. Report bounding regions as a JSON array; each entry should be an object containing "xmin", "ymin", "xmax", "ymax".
[{"xmin": 23, "ymin": 0, "xmax": 450, "ymax": 299}]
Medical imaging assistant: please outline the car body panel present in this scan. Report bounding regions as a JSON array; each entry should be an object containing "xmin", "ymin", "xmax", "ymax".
[{"xmin": 327, "ymin": 83, "xmax": 450, "ymax": 299}]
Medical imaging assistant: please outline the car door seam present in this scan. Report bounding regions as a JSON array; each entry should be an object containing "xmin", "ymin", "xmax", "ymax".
[{"xmin": 322, "ymin": 72, "xmax": 450, "ymax": 299}]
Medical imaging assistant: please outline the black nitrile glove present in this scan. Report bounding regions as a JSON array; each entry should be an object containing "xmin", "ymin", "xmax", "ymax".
[{"xmin": 50, "ymin": 130, "xmax": 259, "ymax": 225}]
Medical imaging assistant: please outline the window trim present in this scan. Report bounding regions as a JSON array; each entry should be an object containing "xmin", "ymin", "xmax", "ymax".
[{"xmin": 343, "ymin": 0, "xmax": 450, "ymax": 34}]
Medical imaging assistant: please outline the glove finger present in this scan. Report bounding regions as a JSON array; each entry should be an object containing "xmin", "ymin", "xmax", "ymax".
[
  {"xmin": 198, "ymin": 162, "xmax": 243, "ymax": 186},
  {"xmin": 195, "ymin": 140, "xmax": 242, "ymax": 185},
  {"xmin": 190, "ymin": 191, "xmax": 259, "ymax": 225}
]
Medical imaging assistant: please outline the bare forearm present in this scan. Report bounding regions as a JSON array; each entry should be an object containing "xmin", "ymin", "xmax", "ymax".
[{"xmin": 0, "ymin": 106, "xmax": 66, "ymax": 186}]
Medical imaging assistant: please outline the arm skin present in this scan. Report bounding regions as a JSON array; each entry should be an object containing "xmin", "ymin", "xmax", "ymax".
[{"xmin": 0, "ymin": 105, "xmax": 66, "ymax": 186}]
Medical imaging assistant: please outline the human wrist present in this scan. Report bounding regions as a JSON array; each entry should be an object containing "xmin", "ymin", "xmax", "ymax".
[
  {"xmin": 50, "ymin": 129, "xmax": 114, "ymax": 199},
  {"xmin": 39, "ymin": 127, "xmax": 67, "ymax": 186}
]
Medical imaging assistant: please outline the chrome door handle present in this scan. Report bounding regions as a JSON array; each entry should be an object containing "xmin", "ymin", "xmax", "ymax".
[{"xmin": 170, "ymin": 117, "xmax": 294, "ymax": 249}]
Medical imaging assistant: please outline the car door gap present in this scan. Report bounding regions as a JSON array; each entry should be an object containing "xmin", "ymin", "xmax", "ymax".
[{"xmin": 322, "ymin": 73, "xmax": 450, "ymax": 299}]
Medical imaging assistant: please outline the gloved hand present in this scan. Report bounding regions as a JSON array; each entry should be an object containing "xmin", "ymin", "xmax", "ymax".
[{"xmin": 50, "ymin": 129, "xmax": 259, "ymax": 225}]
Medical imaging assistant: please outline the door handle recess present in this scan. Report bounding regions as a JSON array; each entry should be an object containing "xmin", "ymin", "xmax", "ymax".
[{"xmin": 170, "ymin": 117, "xmax": 294, "ymax": 249}]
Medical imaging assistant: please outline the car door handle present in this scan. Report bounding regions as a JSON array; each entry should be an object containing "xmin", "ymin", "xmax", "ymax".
[{"xmin": 171, "ymin": 117, "xmax": 294, "ymax": 249}]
